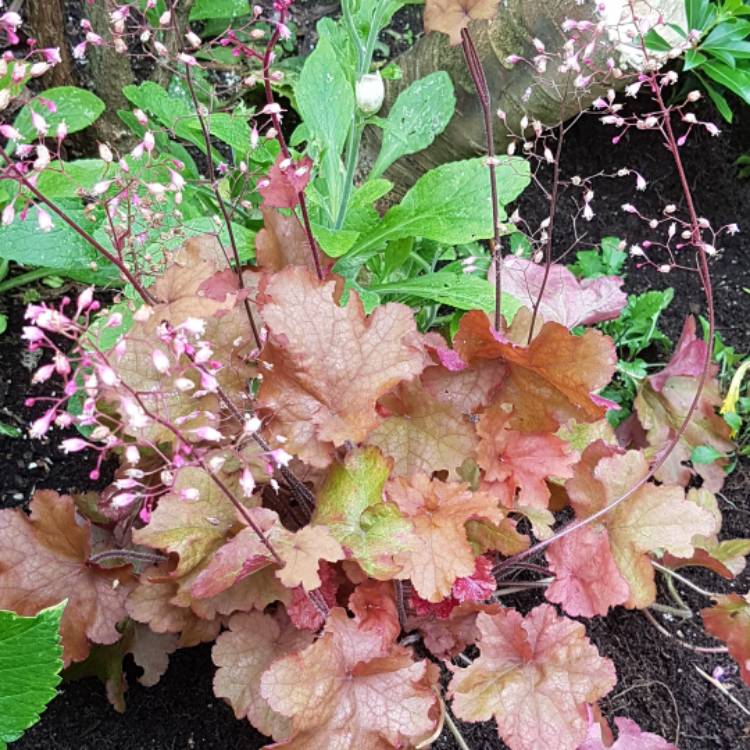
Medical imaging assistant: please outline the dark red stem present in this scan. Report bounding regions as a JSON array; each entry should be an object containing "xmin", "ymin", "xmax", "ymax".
[{"xmin": 461, "ymin": 27, "xmax": 502, "ymax": 330}]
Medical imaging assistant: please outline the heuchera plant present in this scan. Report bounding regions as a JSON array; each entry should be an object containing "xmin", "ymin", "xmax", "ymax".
[{"xmin": 0, "ymin": 0, "xmax": 748, "ymax": 749}]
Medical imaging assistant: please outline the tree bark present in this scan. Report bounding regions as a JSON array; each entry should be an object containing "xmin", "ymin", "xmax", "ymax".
[
  {"xmin": 26, "ymin": 0, "xmax": 78, "ymax": 90},
  {"xmin": 86, "ymin": 0, "xmax": 137, "ymax": 148},
  {"xmin": 362, "ymin": 0, "xmax": 683, "ymax": 196}
]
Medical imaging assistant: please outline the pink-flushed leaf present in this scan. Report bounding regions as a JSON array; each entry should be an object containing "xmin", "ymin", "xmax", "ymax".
[
  {"xmin": 701, "ymin": 593, "xmax": 750, "ymax": 686},
  {"xmin": 0, "ymin": 491, "xmax": 134, "ymax": 666},
  {"xmin": 424, "ymin": 0, "xmax": 500, "ymax": 45},
  {"xmin": 273, "ymin": 524, "xmax": 344, "ymax": 591},
  {"xmin": 421, "ymin": 357, "xmax": 506, "ymax": 413},
  {"xmin": 258, "ymin": 154, "xmax": 313, "ymax": 209},
  {"xmin": 476, "ymin": 402, "xmax": 579, "ymax": 510},
  {"xmin": 125, "ymin": 565, "xmax": 222, "ymax": 647},
  {"xmin": 545, "ymin": 524, "xmax": 630, "ymax": 617},
  {"xmin": 190, "ymin": 508, "xmax": 280, "ymax": 599},
  {"xmin": 579, "ymin": 716, "xmax": 679, "ymax": 749},
  {"xmin": 386, "ymin": 474, "xmax": 504, "ymax": 602},
  {"xmin": 565, "ymin": 441, "xmax": 622, "ymax": 518},
  {"xmin": 349, "ymin": 580, "xmax": 401, "ymax": 646},
  {"xmin": 565, "ymin": 450, "xmax": 718, "ymax": 609},
  {"xmin": 256, "ymin": 206, "xmax": 330, "ymax": 274},
  {"xmin": 110, "ymin": 244, "xmax": 258, "ymax": 445},
  {"xmin": 257, "ymin": 267, "xmax": 428, "ymax": 467},
  {"xmin": 367, "ymin": 380, "xmax": 478, "ymax": 479},
  {"xmin": 452, "ymin": 555, "xmax": 497, "ymax": 603},
  {"xmin": 188, "ymin": 504, "xmax": 343, "ymax": 595},
  {"xmin": 649, "ymin": 317, "xmax": 712, "ymax": 392},
  {"xmin": 453, "ymin": 311, "xmax": 616, "ymax": 432},
  {"xmin": 500, "ymin": 257, "xmax": 627, "ymax": 329},
  {"xmin": 407, "ymin": 601, "xmax": 501, "ymax": 659},
  {"xmin": 449, "ymin": 604, "xmax": 617, "ymax": 750},
  {"xmin": 132, "ymin": 467, "xmax": 238, "ymax": 579},
  {"xmin": 287, "ymin": 561, "xmax": 340, "ymax": 631},
  {"xmin": 260, "ymin": 607, "xmax": 441, "ymax": 749},
  {"xmin": 212, "ymin": 610, "xmax": 315, "ymax": 740},
  {"xmin": 129, "ymin": 623, "xmax": 179, "ymax": 688},
  {"xmin": 635, "ymin": 317, "xmax": 733, "ymax": 492}
]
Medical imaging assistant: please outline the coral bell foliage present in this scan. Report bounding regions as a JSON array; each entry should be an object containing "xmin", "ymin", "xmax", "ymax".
[{"xmin": 0, "ymin": 0, "xmax": 748, "ymax": 749}]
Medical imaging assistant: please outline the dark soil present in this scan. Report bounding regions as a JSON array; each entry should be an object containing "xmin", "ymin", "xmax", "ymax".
[{"xmin": 4, "ymin": 5, "xmax": 750, "ymax": 750}]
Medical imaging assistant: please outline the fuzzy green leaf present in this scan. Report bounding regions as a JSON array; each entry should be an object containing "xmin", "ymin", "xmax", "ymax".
[{"xmin": 370, "ymin": 71, "xmax": 456, "ymax": 179}]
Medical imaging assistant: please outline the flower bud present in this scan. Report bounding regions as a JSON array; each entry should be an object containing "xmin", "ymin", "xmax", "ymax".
[{"xmin": 355, "ymin": 72, "xmax": 384, "ymax": 115}]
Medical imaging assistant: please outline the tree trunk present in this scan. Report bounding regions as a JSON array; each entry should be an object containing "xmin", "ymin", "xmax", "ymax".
[
  {"xmin": 362, "ymin": 0, "xmax": 683, "ymax": 195},
  {"xmin": 86, "ymin": 0, "xmax": 136, "ymax": 148},
  {"xmin": 26, "ymin": 0, "xmax": 78, "ymax": 90}
]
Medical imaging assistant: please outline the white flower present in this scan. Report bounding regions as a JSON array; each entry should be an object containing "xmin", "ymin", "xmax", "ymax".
[{"xmin": 355, "ymin": 72, "xmax": 385, "ymax": 115}]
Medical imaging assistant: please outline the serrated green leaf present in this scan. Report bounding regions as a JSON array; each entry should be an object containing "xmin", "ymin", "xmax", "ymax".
[
  {"xmin": 0, "ymin": 602, "xmax": 65, "ymax": 748},
  {"xmin": 313, "ymin": 447, "xmax": 412, "ymax": 579},
  {"xmin": 14, "ymin": 88, "xmax": 105, "ymax": 141},
  {"xmin": 370, "ymin": 272, "xmax": 522, "ymax": 322},
  {"xmin": 370, "ymin": 71, "xmax": 455, "ymax": 179}
]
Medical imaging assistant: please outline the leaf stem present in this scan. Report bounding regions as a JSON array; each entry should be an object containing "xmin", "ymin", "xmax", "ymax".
[
  {"xmin": 440, "ymin": 697, "xmax": 472, "ymax": 750},
  {"xmin": 651, "ymin": 561, "xmax": 721, "ymax": 599},
  {"xmin": 643, "ymin": 608, "xmax": 728, "ymax": 654}
]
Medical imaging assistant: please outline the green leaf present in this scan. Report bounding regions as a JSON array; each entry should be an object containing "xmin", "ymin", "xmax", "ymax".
[
  {"xmin": 0, "ymin": 602, "xmax": 65, "ymax": 748},
  {"xmin": 190, "ymin": 0, "xmax": 250, "ymax": 19},
  {"xmin": 174, "ymin": 113, "xmax": 251, "ymax": 155},
  {"xmin": 643, "ymin": 29, "xmax": 672, "ymax": 51},
  {"xmin": 0, "ymin": 314, "xmax": 6, "ymax": 336},
  {"xmin": 370, "ymin": 71, "xmax": 456, "ymax": 179},
  {"xmin": 698, "ymin": 73, "xmax": 735, "ymax": 121},
  {"xmin": 35, "ymin": 160, "xmax": 108, "ymax": 200},
  {"xmin": 313, "ymin": 447, "xmax": 412, "ymax": 579},
  {"xmin": 684, "ymin": 48, "xmax": 709, "ymax": 70},
  {"xmin": 686, "ymin": 0, "xmax": 716, "ymax": 30},
  {"xmin": 14, "ymin": 88, "xmax": 105, "ymax": 141},
  {"xmin": 0, "ymin": 206, "xmax": 118, "ymax": 284},
  {"xmin": 311, "ymin": 224, "xmax": 360, "ymax": 258},
  {"xmin": 122, "ymin": 81, "xmax": 192, "ymax": 131},
  {"xmin": 295, "ymin": 36, "xmax": 355, "ymax": 217},
  {"xmin": 0, "ymin": 421, "xmax": 21, "ymax": 438},
  {"xmin": 349, "ymin": 157, "xmax": 530, "ymax": 260},
  {"xmin": 691, "ymin": 445, "xmax": 725, "ymax": 464},
  {"xmin": 370, "ymin": 271, "xmax": 522, "ymax": 322},
  {"xmin": 702, "ymin": 60, "xmax": 750, "ymax": 104},
  {"xmin": 570, "ymin": 237, "xmax": 626, "ymax": 279}
]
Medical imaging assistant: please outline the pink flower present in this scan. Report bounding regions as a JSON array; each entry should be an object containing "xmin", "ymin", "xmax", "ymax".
[
  {"xmin": 61, "ymin": 437, "xmax": 89, "ymax": 453},
  {"xmin": 30, "ymin": 409, "xmax": 56, "ymax": 438}
]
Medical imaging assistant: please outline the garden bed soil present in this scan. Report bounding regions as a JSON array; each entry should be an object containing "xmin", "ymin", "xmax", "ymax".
[{"xmin": 4, "ymin": 6, "xmax": 750, "ymax": 750}]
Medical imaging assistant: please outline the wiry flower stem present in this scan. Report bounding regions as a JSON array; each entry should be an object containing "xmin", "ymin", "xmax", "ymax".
[
  {"xmin": 460, "ymin": 27, "xmax": 502, "ymax": 330},
  {"xmin": 0, "ymin": 145, "xmax": 157, "ymax": 305},
  {"xmin": 174, "ymin": 16, "xmax": 262, "ymax": 349}
]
